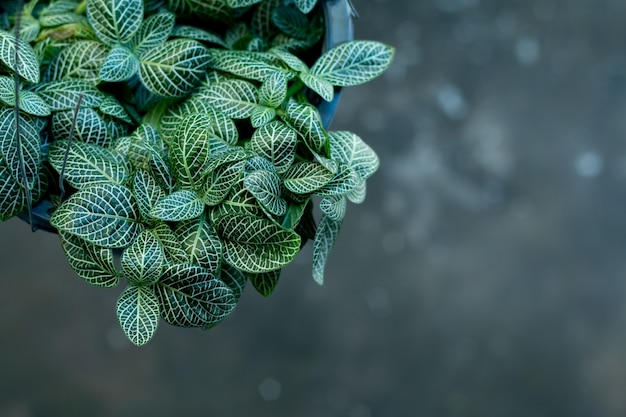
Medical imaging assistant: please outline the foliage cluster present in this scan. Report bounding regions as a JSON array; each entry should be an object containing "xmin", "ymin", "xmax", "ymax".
[{"xmin": 0, "ymin": 0, "xmax": 393, "ymax": 345}]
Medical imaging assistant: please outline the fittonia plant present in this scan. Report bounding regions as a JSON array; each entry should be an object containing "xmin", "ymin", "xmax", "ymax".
[{"xmin": 0, "ymin": 0, "xmax": 394, "ymax": 345}]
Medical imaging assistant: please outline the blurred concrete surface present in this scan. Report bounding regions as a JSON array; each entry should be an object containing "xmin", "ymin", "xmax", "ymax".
[{"xmin": 4, "ymin": 0, "xmax": 626, "ymax": 416}]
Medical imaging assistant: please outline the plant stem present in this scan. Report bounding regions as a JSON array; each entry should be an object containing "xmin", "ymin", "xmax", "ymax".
[
  {"xmin": 75, "ymin": 0, "xmax": 87, "ymax": 15},
  {"xmin": 286, "ymin": 79, "xmax": 305, "ymax": 99}
]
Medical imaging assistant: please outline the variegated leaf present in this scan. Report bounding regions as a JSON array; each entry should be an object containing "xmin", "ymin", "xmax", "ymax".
[
  {"xmin": 51, "ymin": 107, "xmax": 110, "ymax": 146},
  {"xmin": 245, "ymin": 155, "xmax": 275, "ymax": 173},
  {"xmin": 166, "ymin": 0, "xmax": 232, "ymax": 22},
  {"xmin": 34, "ymin": 79, "xmax": 104, "ymax": 111},
  {"xmin": 219, "ymin": 263, "xmax": 247, "ymax": 301},
  {"xmin": 202, "ymin": 159, "xmax": 246, "ymax": 206},
  {"xmin": 251, "ymin": 0, "xmax": 280, "ymax": 40},
  {"xmin": 132, "ymin": 168, "xmax": 165, "ymax": 222},
  {"xmin": 250, "ymin": 105, "xmax": 275, "ymax": 128},
  {"xmin": 175, "ymin": 216, "xmax": 222, "ymax": 272},
  {"xmin": 0, "ymin": 30, "xmax": 40, "ymax": 83},
  {"xmin": 300, "ymin": 72, "xmax": 334, "ymax": 102},
  {"xmin": 293, "ymin": 0, "xmax": 318, "ymax": 14},
  {"xmin": 318, "ymin": 164, "xmax": 361, "ymax": 196},
  {"xmin": 259, "ymin": 71, "xmax": 287, "ymax": 108},
  {"xmin": 269, "ymin": 47, "xmax": 308, "ymax": 72},
  {"xmin": 218, "ymin": 214, "xmax": 301, "ymax": 273},
  {"xmin": 50, "ymin": 183, "xmax": 143, "ymax": 248},
  {"xmin": 98, "ymin": 96, "xmax": 133, "ymax": 123},
  {"xmin": 204, "ymin": 147, "xmax": 254, "ymax": 174},
  {"xmin": 312, "ymin": 214, "xmax": 342, "ymax": 285},
  {"xmin": 328, "ymin": 131, "xmax": 380, "ymax": 180},
  {"xmin": 346, "ymin": 179, "xmax": 366, "ymax": 204},
  {"xmin": 121, "ymin": 230, "xmax": 166, "ymax": 285},
  {"xmin": 272, "ymin": 5, "xmax": 309, "ymax": 39},
  {"xmin": 156, "ymin": 263, "xmax": 236, "ymax": 328},
  {"xmin": 99, "ymin": 44, "xmax": 139, "ymax": 82},
  {"xmin": 283, "ymin": 161, "xmax": 333, "ymax": 195},
  {"xmin": 244, "ymin": 169, "xmax": 287, "ymax": 216},
  {"xmin": 0, "ymin": 108, "xmax": 41, "ymax": 188},
  {"xmin": 0, "ymin": 163, "xmax": 46, "ymax": 221},
  {"xmin": 201, "ymin": 79, "xmax": 259, "ymax": 119},
  {"xmin": 48, "ymin": 139, "xmax": 129, "ymax": 188},
  {"xmin": 249, "ymin": 269, "xmax": 280, "ymax": 297},
  {"xmin": 210, "ymin": 179, "xmax": 263, "ymax": 220},
  {"xmin": 0, "ymin": 77, "xmax": 51, "ymax": 116},
  {"xmin": 170, "ymin": 113, "xmax": 212, "ymax": 190},
  {"xmin": 131, "ymin": 11, "xmax": 175, "ymax": 56},
  {"xmin": 320, "ymin": 195, "xmax": 346, "ymax": 222},
  {"xmin": 45, "ymin": 40, "xmax": 109, "ymax": 84},
  {"xmin": 284, "ymin": 100, "xmax": 326, "ymax": 152},
  {"xmin": 87, "ymin": 0, "xmax": 144, "ymax": 45},
  {"xmin": 139, "ymin": 39, "xmax": 211, "ymax": 97},
  {"xmin": 151, "ymin": 222, "xmax": 188, "ymax": 263},
  {"xmin": 226, "ymin": 0, "xmax": 262, "ymax": 7},
  {"xmin": 151, "ymin": 189, "xmax": 204, "ymax": 222},
  {"xmin": 311, "ymin": 41, "xmax": 395, "ymax": 87},
  {"xmin": 250, "ymin": 120, "xmax": 297, "ymax": 173},
  {"xmin": 116, "ymin": 285, "xmax": 160, "ymax": 346},
  {"xmin": 59, "ymin": 231, "xmax": 119, "ymax": 288},
  {"xmin": 171, "ymin": 25, "xmax": 228, "ymax": 48},
  {"xmin": 208, "ymin": 49, "xmax": 293, "ymax": 82}
]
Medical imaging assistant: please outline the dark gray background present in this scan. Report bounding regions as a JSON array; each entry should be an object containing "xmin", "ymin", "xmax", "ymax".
[{"xmin": 3, "ymin": 0, "xmax": 626, "ymax": 416}]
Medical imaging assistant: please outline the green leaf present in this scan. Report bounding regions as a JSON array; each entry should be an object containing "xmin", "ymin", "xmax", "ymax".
[
  {"xmin": 300, "ymin": 72, "xmax": 334, "ymax": 102},
  {"xmin": 281, "ymin": 199, "xmax": 310, "ymax": 230},
  {"xmin": 346, "ymin": 179, "xmax": 366, "ymax": 204},
  {"xmin": 312, "ymin": 215, "xmax": 342, "ymax": 285},
  {"xmin": 34, "ymin": 79, "xmax": 104, "ymax": 111},
  {"xmin": 50, "ymin": 183, "xmax": 143, "ymax": 248},
  {"xmin": 0, "ymin": 108, "xmax": 41, "ymax": 188},
  {"xmin": 46, "ymin": 40, "xmax": 109, "ymax": 84},
  {"xmin": 318, "ymin": 164, "xmax": 361, "ymax": 196},
  {"xmin": 151, "ymin": 190, "xmax": 204, "ymax": 222},
  {"xmin": 284, "ymin": 100, "xmax": 326, "ymax": 152},
  {"xmin": 329, "ymin": 131, "xmax": 379, "ymax": 180},
  {"xmin": 283, "ymin": 161, "xmax": 333, "ymax": 195},
  {"xmin": 219, "ymin": 263, "xmax": 247, "ymax": 301},
  {"xmin": 171, "ymin": 25, "xmax": 228, "ymax": 48},
  {"xmin": 175, "ymin": 216, "xmax": 222, "ymax": 272},
  {"xmin": 218, "ymin": 214, "xmax": 301, "ymax": 273},
  {"xmin": 132, "ymin": 168, "xmax": 165, "ymax": 222},
  {"xmin": 250, "ymin": 105, "xmax": 275, "ymax": 128},
  {"xmin": 139, "ymin": 39, "xmax": 211, "ymax": 97},
  {"xmin": 171, "ymin": 114, "xmax": 213, "ymax": 190},
  {"xmin": 293, "ymin": 0, "xmax": 318, "ymax": 14},
  {"xmin": 320, "ymin": 195, "xmax": 346, "ymax": 221},
  {"xmin": 245, "ymin": 155, "xmax": 275, "ymax": 173},
  {"xmin": 166, "ymin": 0, "xmax": 232, "ymax": 22},
  {"xmin": 208, "ymin": 49, "xmax": 293, "ymax": 82},
  {"xmin": 250, "ymin": 120, "xmax": 297, "ymax": 174},
  {"xmin": 98, "ymin": 96, "xmax": 133, "ymax": 123},
  {"xmin": 311, "ymin": 41, "xmax": 395, "ymax": 87},
  {"xmin": 0, "ymin": 77, "xmax": 51, "ymax": 116},
  {"xmin": 59, "ymin": 231, "xmax": 119, "ymax": 288},
  {"xmin": 87, "ymin": 0, "xmax": 144, "ymax": 45},
  {"xmin": 99, "ymin": 45, "xmax": 139, "ymax": 82},
  {"xmin": 51, "ymin": 107, "xmax": 110, "ymax": 146},
  {"xmin": 202, "ymin": 159, "xmax": 246, "ymax": 206},
  {"xmin": 0, "ymin": 163, "xmax": 47, "ymax": 221},
  {"xmin": 151, "ymin": 222, "xmax": 188, "ymax": 263},
  {"xmin": 201, "ymin": 79, "xmax": 259, "ymax": 119},
  {"xmin": 48, "ymin": 140, "xmax": 129, "ymax": 188},
  {"xmin": 131, "ymin": 11, "xmax": 176, "ymax": 56},
  {"xmin": 269, "ymin": 47, "xmax": 308, "ymax": 72},
  {"xmin": 159, "ymin": 97, "xmax": 238, "ymax": 145},
  {"xmin": 259, "ymin": 71, "xmax": 288, "ymax": 108},
  {"xmin": 211, "ymin": 179, "xmax": 263, "ymax": 220},
  {"xmin": 121, "ymin": 230, "xmax": 166, "ymax": 285},
  {"xmin": 226, "ymin": 0, "xmax": 262, "ymax": 7},
  {"xmin": 249, "ymin": 269, "xmax": 280, "ymax": 297},
  {"xmin": 0, "ymin": 30, "xmax": 40, "ymax": 83},
  {"xmin": 244, "ymin": 170, "xmax": 287, "ymax": 216},
  {"xmin": 204, "ymin": 147, "xmax": 254, "ymax": 174},
  {"xmin": 155, "ymin": 263, "xmax": 236, "ymax": 327},
  {"xmin": 116, "ymin": 285, "xmax": 160, "ymax": 346},
  {"xmin": 251, "ymin": 0, "xmax": 280, "ymax": 40},
  {"xmin": 272, "ymin": 5, "xmax": 309, "ymax": 38}
]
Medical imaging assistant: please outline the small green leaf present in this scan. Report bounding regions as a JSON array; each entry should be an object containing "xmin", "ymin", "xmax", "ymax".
[
  {"xmin": 204, "ymin": 147, "xmax": 254, "ymax": 174},
  {"xmin": 259, "ymin": 71, "xmax": 288, "ymax": 108},
  {"xmin": 208, "ymin": 49, "xmax": 293, "ymax": 82},
  {"xmin": 139, "ymin": 39, "xmax": 211, "ymax": 97},
  {"xmin": 218, "ymin": 214, "xmax": 301, "ymax": 273},
  {"xmin": 151, "ymin": 190, "xmax": 204, "ymax": 222},
  {"xmin": 269, "ymin": 47, "xmax": 308, "ymax": 72},
  {"xmin": 132, "ymin": 168, "xmax": 165, "ymax": 222},
  {"xmin": 171, "ymin": 25, "xmax": 227, "ymax": 48},
  {"xmin": 284, "ymin": 100, "xmax": 326, "ymax": 152},
  {"xmin": 151, "ymin": 222, "xmax": 188, "ymax": 263},
  {"xmin": 98, "ymin": 96, "xmax": 133, "ymax": 123},
  {"xmin": 250, "ymin": 105, "xmax": 275, "ymax": 128},
  {"xmin": 211, "ymin": 179, "xmax": 264, "ymax": 220},
  {"xmin": 34, "ymin": 79, "xmax": 104, "ymax": 111},
  {"xmin": 45, "ymin": 40, "xmax": 109, "ymax": 84},
  {"xmin": 300, "ymin": 72, "xmax": 334, "ymax": 102},
  {"xmin": 50, "ymin": 183, "xmax": 143, "ymax": 248},
  {"xmin": 312, "ymin": 214, "xmax": 342, "ymax": 285},
  {"xmin": 329, "ymin": 131, "xmax": 380, "ymax": 180},
  {"xmin": 219, "ymin": 263, "xmax": 247, "ymax": 301},
  {"xmin": 87, "ymin": 0, "xmax": 144, "ymax": 45},
  {"xmin": 201, "ymin": 79, "xmax": 259, "ymax": 119},
  {"xmin": 0, "ymin": 163, "xmax": 47, "ymax": 221},
  {"xmin": 249, "ymin": 269, "xmax": 280, "ymax": 297},
  {"xmin": 116, "ymin": 285, "xmax": 160, "ymax": 346},
  {"xmin": 226, "ymin": 0, "xmax": 262, "ymax": 7},
  {"xmin": 311, "ymin": 41, "xmax": 395, "ymax": 87},
  {"xmin": 99, "ymin": 45, "xmax": 139, "ymax": 82},
  {"xmin": 131, "ymin": 11, "xmax": 175, "ymax": 56},
  {"xmin": 293, "ymin": 0, "xmax": 318, "ymax": 14},
  {"xmin": 283, "ymin": 161, "xmax": 333, "ymax": 195},
  {"xmin": 0, "ymin": 30, "xmax": 40, "ymax": 83},
  {"xmin": 48, "ymin": 140, "xmax": 129, "ymax": 188},
  {"xmin": 250, "ymin": 120, "xmax": 297, "ymax": 173},
  {"xmin": 0, "ymin": 108, "xmax": 41, "ymax": 188},
  {"xmin": 170, "ymin": 114, "xmax": 213, "ymax": 190},
  {"xmin": 318, "ymin": 164, "xmax": 361, "ymax": 196},
  {"xmin": 251, "ymin": 0, "xmax": 280, "ymax": 40},
  {"xmin": 166, "ymin": 0, "xmax": 232, "ymax": 22},
  {"xmin": 320, "ymin": 195, "xmax": 346, "ymax": 221},
  {"xmin": 281, "ymin": 199, "xmax": 310, "ymax": 231},
  {"xmin": 272, "ymin": 6, "xmax": 309, "ymax": 38},
  {"xmin": 59, "ymin": 231, "xmax": 119, "ymax": 288},
  {"xmin": 244, "ymin": 170, "xmax": 287, "ymax": 216},
  {"xmin": 0, "ymin": 77, "xmax": 51, "ymax": 116},
  {"xmin": 202, "ymin": 159, "xmax": 246, "ymax": 206},
  {"xmin": 175, "ymin": 216, "xmax": 222, "ymax": 272},
  {"xmin": 51, "ymin": 108, "xmax": 110, "ymax": 146},
  {"xmin": 121, "ymin": 230, "xmax": 166, "ymax": 285},
  {"xmin": 346, "ymin": 180, "xmax": 366, "ymax": 204},
  {"xmin": 155, "ymin": 263, "xmax": 236, "ymax": 328}
]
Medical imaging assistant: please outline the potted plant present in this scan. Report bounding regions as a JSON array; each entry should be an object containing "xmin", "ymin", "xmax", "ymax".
[{"xmin": 0, "ymin": 0, "xmax": 394, "ymax": 345}]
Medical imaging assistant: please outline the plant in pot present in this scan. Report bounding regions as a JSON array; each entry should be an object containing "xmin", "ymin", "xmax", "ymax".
[{"xmin": 0, "ymin": 0, "xmax": 394, "ymax": 345}]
